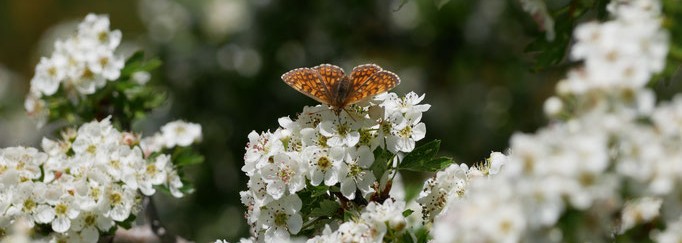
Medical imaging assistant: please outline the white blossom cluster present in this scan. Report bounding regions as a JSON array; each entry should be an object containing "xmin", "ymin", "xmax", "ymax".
[
  {"xmin": 431, "ymin": 0, "xmax": 679, "ymax": 242},
  {"xmin": 25, "ymin": 14, "xmax": 125, "ymax": 125},
  {"xmin": 0, "ymin": 117, "xmax": 192, "ymax": 242},
  {"xmin": 558, "ymin": 0, "xmax": 667, "ymax": 94},
  {"xmin": 417, "ymin": 151, "xmax": 507, "ymax": 223},
  {"xmin": 307, "ymin": 199, "xmax": 408, "ymax": 243},
  {"xmin": 140, "ymin": 120, "xmax": 203, "ymax": 157},
  {"xmin": 240, "ymin": 92, "xmax": 430, "ymax": 241}
]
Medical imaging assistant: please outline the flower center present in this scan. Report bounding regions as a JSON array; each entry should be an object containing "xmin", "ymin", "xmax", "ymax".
[
  {"xmin": 318, "ymin": 135, "xmax": 328, "ymax": 148},
  {"xmin": 55, "ymin": 203, "xmax": 68, "ymax": 216},
  {"xmin": 99, "ymin": 56, "xmax": 109, "ymax": 66},
  {"xmin": 90, "ymin": 187, "xmax": 101, "ymax": 200},
  {"xmin": 381, "ymin": 122, "xmax": 392, "ymax": 134},
  {"xmin": 349, "ymin": 163, "xmax": 363, "ymax": 177},
  {"xmin": 274, "ymin": 211, "xmax": 288, "ymax": 227},
  {"xmin": 98, "ymin": 31, "xmax": 109, "ymax": 42},
  {"xmin": 23, "ymin": 199, "xmax": 36, "ymax": 212},
  {"xmin": 48, "ymin": 66, "xmax": 58, "ymax": 77},
  {"xmin": 86, "ymin": 145, "xmax": 97, "ymax": 154},
  {"xmin": 337, "ymin": 123, "xmax": 349, "ymax": 136},
  {"xmin": 82, "ymin": 67, "xmax": 95, "ymax": 80},
  {"xmin": 359, "ymin": 129, "xmax": 374, "ymax": 146},
  {"xmin": 399, "ymin": 126, "xmax": 412, "ymax": 138},
  {"xmin": 146, "ymin": 164, "xmax": 157, "ymax": 175},
  {"xmin": 110, "ymin": 160, "xmax": 120, "ymax": 169},
  {"xmin": 317, "ymin": 156, "xmax": 332, "ymax": 170},
  {"xmin": 110, "ymin": 192, "xmax": 122, "ymax": 205},
  {"xmin": 278, "ymin": 167, "xmax": 293, "ymax": 183},
  {"xmin": 84, "ymin": 214, "xmax": 96, "ymax": 226}
]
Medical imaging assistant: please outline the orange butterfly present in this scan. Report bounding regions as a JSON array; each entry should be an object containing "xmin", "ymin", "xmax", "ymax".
[{"xmin": 281, "ymin": 64, "xmax": 401, "ymax": 114}]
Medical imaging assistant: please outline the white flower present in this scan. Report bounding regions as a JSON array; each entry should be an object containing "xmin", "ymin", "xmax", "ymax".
[
  {"xmin": 140, "ymin": 133, "xmax": 165, "ymax": 156},
  {"xmin": 6, "ymin": 182, "xmax": 48, "ymax": 227},
  {"xmin": 42, "ymin": 194, "xmax": 80, "ymax": 233},
  {"xmin": 319, "ymin": 119, "xmax": 360, "ymax": 148},
  {"xmin": 417, "ymin": 163, "xmax": 470, "ymax": 222},
  {"xmin": 487, "ymin": 151, "xmax": 508, "ymax": 175},
  {"xmin": 103, "ymin": 184, "xmax": 137, "ymax": 222},
  {"xmin": 78, "ymin": 14, "xmax": 122, "ymax": 50},
  {"xmin": 260, "ymin": 152, "xmax": 306, "ymax": 199},
  {"xmin": 0, "ymin": 117, "xmax": 190, "ymax": 241},
  {"xmin": 543, "ymin": 96, "xmax": 563, "ymax": 117},
  {"xmin": 257, "ymin": 194, "xmax": 303, "ymax": 241},
  {"xmin": 339, "ymin": 146, "xmax": 375, "ymax": 200},
  {"xmin": 381, "ymin": 92, "xmax": 431, "ymax": 115},
  {"xmin": 131, "ymin": 71, "xmax": 151, "ymax": 85},
  {"xmin": 86, "ymin": 47, "xmax": 124, "ymax": 81},
  {"xmin": 160, "ymin": 120, "xmax": 202, "ymax": 148},
  {"xmin": 24, "ymin": 93, "xmax": 48, "ymax": 127},
  {"xmin": 361, "ymin": 200, "xmax": 407, "ymax": 234},
  {"xmin": 620, "ymin": 197, "xmax": 662, "ymax": 233},
  {"xmin": 655, "ymin": 215, "xmax": 682, "ymax": 243},
  {"xmin": 31, "ymin": 56, "xmax": 66, "ymax": 96},
  {"xmin": 387, "ymin": 111, "xmax": 426, "ymax": 153},
  {"xmin": 302, "ymin": 146, "xmax": 346, "ymax": 186},
  {"xmin": 306, "ymin": 199, "xmax": 408, "ymax": 243},
  {"xmin": 137, "ymin": 154, "xmax": 170, "ymax": 196},
  {"xmin": 243, "ymin": 130, "xmax": 284, "ymax": 176},
  {"xmin": 0, "ymin": 147, "xmax": 46, "ymax": 182},
  {"xmin": 241, "ymin": 91, "xmax": 431, "ymax": 238},
  {"xmin": 165, "ymin": 168, "xmax": 186, "ymax": 198},
  {"xmin": 432, "ymin": 179, "xmax": 526, "ymax": 243},
  {"xmin": 70, "ymin": 210, "xmax": 115, "ymax": 243},
  {"xmin": 26, "ymin": 13, "xmax": 126, "ymax": 126}
]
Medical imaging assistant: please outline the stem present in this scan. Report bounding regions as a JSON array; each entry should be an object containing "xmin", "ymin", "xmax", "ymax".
[
  {"xmin": 300, "ymin": 217, "xmax": 323, "ymax": 231},
  {"xmin": 142, "ymin": 196, "xmax": 178, "ymax": 242}
]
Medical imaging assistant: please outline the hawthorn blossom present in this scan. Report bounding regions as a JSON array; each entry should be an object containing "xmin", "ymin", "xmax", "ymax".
[
  {"xmin": 0, "ymin": 117, "xmax": 192, "ymax": 241},
  {"xmin": 339, "ymin": 146, "xmax": 376, "ymax": 199},
  {"xmin": 240, "ymin": 91, "xmax": 431, "ymax": 240},
  {"xmin": 257, "ymin": 194, "xmax": 303, "ymax": 241},
  {"xmin": 26, "ymin": 14, "xmax": 124, "ymax": 123},
  {"xmin": 160, "ymin": 120, "xmax": 203, "ymax": 148},
  {"xmin": 260, "ymin": 152, "xmax": 306, "ymax": 199}
]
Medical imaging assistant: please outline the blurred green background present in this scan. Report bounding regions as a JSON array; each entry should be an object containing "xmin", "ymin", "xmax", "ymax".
[{"xmin": 0, "ymin": 0, "xmax": 580, "ymax": 241}]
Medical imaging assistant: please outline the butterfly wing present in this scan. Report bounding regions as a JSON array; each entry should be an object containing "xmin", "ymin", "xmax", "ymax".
[
  {"xmin": 281, "ymin": 67, "xmax": 333, "ymax": 104},
  {"xmin": 344, "ymin": 65, "xmax": 401, "ymax": 105},
  {"xmin": 313, "ymin": 64, "xmax": 346, "ymax": 90},
  {"xmin": 349, "ymin": 64, "xmax": 382, "ymax": 88}
]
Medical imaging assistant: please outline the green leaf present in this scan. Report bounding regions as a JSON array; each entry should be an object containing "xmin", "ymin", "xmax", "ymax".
[
  {"xmin": 402, "ymin": 209, "xmax": 414, "ymax": 217},
  {"xmin": 400, "ymin": 231, "xmax": 415, "ymax": 243},
  {"xmin": 399, "ymin": 140, "xmax": 453, "ymax": 172},
  {"xmin": 370, "ymin": 147, "xmax": 393, "ymax": 180},
  {"xmin": 172, "ymin": 148, "xmax": 205, "ymax": 167},
  {"xmin": 398, "ymin": 230, "xmax": 414, "ymax": 243},
  {"xmin": 120, "ymin": 51, "xmax": 162, "ymax": 77},
  {"xmin": 117, "ymin": 214, "xmax": 137, "ymax": 229},
  {"xmin": 309, "ymin": 199, "xmax": 340, "ymax": 218},
  {"xmin": 414, "ymin": 227, "xmax": 430, "ymax": 243},
  {"xmin": 422, "ymin": 157, "xmax": 454, "ymax": 172}
]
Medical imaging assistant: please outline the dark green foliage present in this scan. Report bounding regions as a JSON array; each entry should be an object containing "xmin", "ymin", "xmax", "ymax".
[{"xmin": 399, "ymin": 140, "xmax": 454, "ymax": 172}]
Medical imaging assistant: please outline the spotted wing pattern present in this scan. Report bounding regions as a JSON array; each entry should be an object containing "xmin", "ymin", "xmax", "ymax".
[
  {"xmin": 344, "ymin": 70, "xmax": 400, "ymax": 105},
  {"xmin": 349, "ymin": 64, "xmax": 382, "ymax": 88},
  {"xmin": 313, "ymin": 64, "xmax": 345, "ymax": 91},
  {"xmin": 281, "ymin": 67, "xmax": 332, "ymax": 104}
]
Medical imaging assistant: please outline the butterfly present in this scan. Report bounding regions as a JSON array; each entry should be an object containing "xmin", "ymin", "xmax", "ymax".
[{"xmin": 281, "ymin": 63, "xmax": 401, "ymax": 114}]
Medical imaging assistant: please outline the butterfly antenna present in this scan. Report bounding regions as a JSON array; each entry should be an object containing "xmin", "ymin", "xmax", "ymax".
[{"xmin": 343, "ymin": 107, "xmax": 358, "ymax": 122}]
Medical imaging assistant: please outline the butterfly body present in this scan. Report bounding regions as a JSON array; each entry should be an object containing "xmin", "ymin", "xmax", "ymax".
[{"xmin": 281, "ymin": 63, "xmax": 401, "ymax": 114}]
